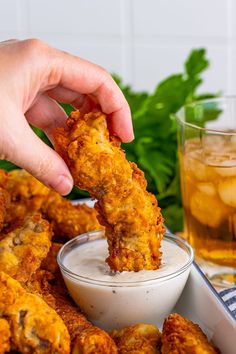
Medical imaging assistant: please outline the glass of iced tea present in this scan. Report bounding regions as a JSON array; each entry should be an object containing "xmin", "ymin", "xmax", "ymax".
[{"xmin": 177, "ymin": 97, "xmax": 236, "ymax": 287}]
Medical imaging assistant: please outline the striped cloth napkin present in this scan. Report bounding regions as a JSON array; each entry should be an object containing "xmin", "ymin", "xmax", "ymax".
[{"xmin": 219, "ymin": 287, "xmax": 236, "ymax": 319}]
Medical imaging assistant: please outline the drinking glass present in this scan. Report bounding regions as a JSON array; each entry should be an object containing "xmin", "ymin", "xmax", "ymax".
[{"xmin": 176, "ymin": 97, "xmax": 236, "ymax": 287}]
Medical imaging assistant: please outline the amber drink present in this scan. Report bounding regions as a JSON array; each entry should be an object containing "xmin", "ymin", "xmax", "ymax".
[{"xmin": 177, "ymin": 98, "xmax": 236, "ymax": 287}]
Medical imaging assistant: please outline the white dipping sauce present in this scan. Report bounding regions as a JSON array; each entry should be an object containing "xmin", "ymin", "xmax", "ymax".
[
  {"xmin": 63, "ymin": 238, "xmax": 189, "ymax": 283},
  {"xmin": 61, "ymin": 235, "xmax": 192, "ymax": 331}
]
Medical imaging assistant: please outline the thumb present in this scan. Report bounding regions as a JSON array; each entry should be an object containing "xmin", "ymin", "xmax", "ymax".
[{"xmin": 2, "ymin": 113, "xmax": 73, "ymax": 195}]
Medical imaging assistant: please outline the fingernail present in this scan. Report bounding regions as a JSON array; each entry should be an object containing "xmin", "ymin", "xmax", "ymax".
[{"xmin": 51, "ymin": 174, "xmax": 73, "ymax": 195}]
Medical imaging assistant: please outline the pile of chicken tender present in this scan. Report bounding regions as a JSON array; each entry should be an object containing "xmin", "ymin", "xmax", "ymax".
[
  {"xmin": 0, "ymin": 168, "xmax": 219, "ymax": 354},
  {"xmin": 0, "ymin": 108, "xmax": 220, "ymax": 353}
]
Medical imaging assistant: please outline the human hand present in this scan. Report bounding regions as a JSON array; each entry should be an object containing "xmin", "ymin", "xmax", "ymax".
[{"xmin": 0, "ymin": 39, "xmax": 133, "ymax": 195}]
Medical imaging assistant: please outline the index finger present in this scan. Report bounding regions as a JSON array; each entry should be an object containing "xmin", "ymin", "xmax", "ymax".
[{"xmin": 48, "ymin": 50, "xmax": 134, "ymax": 142}]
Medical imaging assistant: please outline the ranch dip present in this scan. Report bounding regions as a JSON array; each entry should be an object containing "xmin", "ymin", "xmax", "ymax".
[
  {"xmin": 63, "ymin": 238, "xmax": 190, "ymax": 283},
  {"xmin": 59, "ymin": 233, "xmax": 193, "ymax": 330}
]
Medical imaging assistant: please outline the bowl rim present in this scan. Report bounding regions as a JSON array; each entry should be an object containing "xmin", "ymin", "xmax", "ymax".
[{"xmin": 57, "ymin": 230, "xmax": 194, "ymax": 287}]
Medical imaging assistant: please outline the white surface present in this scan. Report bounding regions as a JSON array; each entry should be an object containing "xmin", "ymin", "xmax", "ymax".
[
  {"xmin": 0, "ymin": 0, "xmax": 235, "ymax": 93},
  {"xmin": 174, "ymin": 263, "xmax": 236, "ymax": 354}
]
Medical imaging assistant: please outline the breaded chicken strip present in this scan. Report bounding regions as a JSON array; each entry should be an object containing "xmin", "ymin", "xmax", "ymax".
[
  {"xmin": 72, "ymin": 326, "xmax": 118, "ymax": 354},
  {"xmin": 0, "ymin": 170, "xmax": 8, "ymax": 190},
  {"xmin": 7, "ymin": 169, "xmax": 50, "ymax": 204},
  {"xmin": 41, "ymin": 242, "xmax": 63, "ymax": 274},
  {"xmin": 5, "ymin": 169, "xmax": 102, "ymax": 239},
  {"xmin": 161, "ymin": 313, "xmax": 220, "ymax": 354},
  {"xmin": 111, "ymin": 323, "xmax": 161, "ymax": 353},
  {"xmin": 0, "ymin": 170, "xmax": 10, "ymax": 232},
  {"xmin": 0, "ymin": 214, "xmax": 52, "ymax": 282},
  {"xmin": 3, "ymin": 169, "xmax": 50, "ymax": 229},
  {"xmin": 54, "ymin": 110, "xmax": 165, "ymax": 272},
  {"xmin": 41, "ymin": 191, "xmax": 102, "ymax": 239},
  {"xmin": 27, "ymin": 270, "xmax": 118, "ymax": 354},
  {"xmin": 0, "ymin": 318, "xmax": 10, "ymax": 354},
  {"xmin": 0, "ymin": 271, "xmax": 70, "ymax": 354}
]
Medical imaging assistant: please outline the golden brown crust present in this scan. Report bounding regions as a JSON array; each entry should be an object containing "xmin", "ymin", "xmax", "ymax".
[
  {"xmin": 27, "ymin": 270, "xmax": 118, "ymax": 354},
  {"xmin": 3, "ymin": 169, "xmax": 51, "ymax": 229},
  {"xmin": 0, "ymin": 318, "xmax": 11, "ymax": 354},
  {"xmin": 72, "ymin": 326, "xmax": 118, "ymax": 354},
  {"xmin": 0, "ymin": 169, "xmax": 10, "ymax": 233},
  {"xmin": 42, "ymin": 191, "xmax": 103, "ymax": 239},
  {"xmin": 161, "ymin": 313, "xmax": 220, "ymax": 354},
  {"xmin": 4, "ymin": 169, "xmax": 102, "ymax": 239},
  {"xmin": 0, "ymin": 214, "xmax": 52, "ymax": 282},
  {"xmin": 0, "ymin": 271, "xmax": 70, "ymax": 354},
  {"xmin": 111, "ymin": 323, "xmax": 161, "ymax": 353},
  {"xmin": 41, "ymin": 242, "xmax": 63, "ymax": 274},
  {"xmin": 54, "ymin": 110, "xmax": 165, "ymax": 272},
  {"xmin": 7, "ymin": 169, "xmax": 50, "ymax": 202}
]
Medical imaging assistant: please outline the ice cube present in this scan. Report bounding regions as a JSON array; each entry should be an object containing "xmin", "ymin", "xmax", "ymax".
[
  {"xmin": 197, "ymin": 183, "xmax": 216, "ymax": 197},
  {"xmin": 184, "ymin": 154, "xmax": 207, "ymax": 181},
  {"xmin": 190, "ymin": 190, "xmax": 227, "ymax": 228},
  {"xmin": 214, "ymin": 160, "xmax": 236, "ymax": 177},
  {"xmin": 218, "ymin": 177, "xmax": 236, "ymax": 207}
]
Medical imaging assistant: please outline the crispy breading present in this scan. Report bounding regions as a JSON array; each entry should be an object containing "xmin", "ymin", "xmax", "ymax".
[
  {"xmin": 161, "ymin": 313, "xmax": 220, "ymax": 354},
  {"xmin": 72, "ymin": 326, "xmax": 118, "ymax": 354},
  {"xmin": 41, "ymin": 242, "xmax": 63, "ymax": 274},
  {"xmin": 5, "ymin": 169, "xmax": 102, "ymax": 239},
  {"xmin": 0, "ymin": 271, "xmax": 70, "ymax": 354},
  {"xmin": 0, "ymin": 170, "xmax": 10, "ymax": 233},
  {"xmin": 0, "ymin": 188, "xmax": 10, "ymax": 233},
  {"xmin": 7, "ymin": 169, "xmax": 50, "ymax": 203},
  {"xmin": 3, "ymin": 169, "xmax": 51, "ymax": 228},
  {"xmin": 54, "ymin": 110, "xmax": 165, "ymax": 272},
  {"xmin": 27, "ymin": 271, "xmax": 118, "ymax": 354},
  {"xmin": 0, "ymin": 318, "xmax": 10, "ymax": 354},
  {"xmin": 42, "ymin": 191, "xmax": 102, "ymax": 239},
  {"xmin": 0, "ymin": 170, "xmax": 8, "ymax": 188},
  {"xmin": 3, "ymin": 201, "xmax": 31, "ymax": 233},
  {"xmin": 111, "ymin": 323, "xmax": 162, "ymax": 354},
  {"xmin": 0, "ymin": 214, "xmax": 52, "ymax": 282}
]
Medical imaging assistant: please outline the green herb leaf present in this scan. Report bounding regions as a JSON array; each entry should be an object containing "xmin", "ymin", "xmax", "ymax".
[{"xmin": 185, "ymin": 48, "xmax": 209, "ymax": 77}]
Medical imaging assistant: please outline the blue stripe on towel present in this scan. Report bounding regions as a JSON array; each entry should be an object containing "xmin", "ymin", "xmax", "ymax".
[{"xmin": 219, "ymin": 287, "xmax": 236, "ymax": 319}]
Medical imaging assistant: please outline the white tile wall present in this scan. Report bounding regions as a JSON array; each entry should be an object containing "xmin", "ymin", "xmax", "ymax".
[
  {"xmin": 132, "ymin": 0, "xmax": 229, "ymax": 38},
  {"xmin": 0, "ymin": 1, "xmax": 18, "ymax": 33},
  {"xmin": 0, "ymin": 0, "xmax": 235, "ymax": 94},
  {"xmin": 133, "ymin": 43, "xmax": 228, "ymax": 93},
  {"xmin": 28, "ymin": 0, "xmax": 122, "ymax": 36}
]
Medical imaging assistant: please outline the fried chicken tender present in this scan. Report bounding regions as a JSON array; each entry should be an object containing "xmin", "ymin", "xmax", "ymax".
[
  {"xmin": 54, "ymin": 110, "xmax": 165, "ymax": 272},
  {"xmin": 41, "ymin": 192, "xmax": 102, "ymax": 239},
  {"xmin": 0, "ymin": 170, "xmax": 10, "ymax": 233},
  {"xmin": 0, "ymin": 271, "xmax": 70, "ymax": 354},
  {"xmin": 3, "ymin": 169, "xmax": 51, "ymax": 228},
  {"xmin": 41, "ymin": 242, "xmax": 63, "ymax": 274},
  {"xmin": 111, "ymin": 323, "xmax": 162, "ymax": 354},
  {"xmin": 161, "ymin": 313, "xmax": 220, "ymax": 354},
  {"xmin": 72, "ymin": 326, "xmax": 118, "ymax": 354},
  {"xmin": 0, "ymin": 318, "xmax": 10, "ymax": 354},
  {"xmin": 0, "ymin": 214, "xmax": 52, "ymax": 282},
  {"xmin": 27, "ymin": 271, "xmax": 118, "ymax": 354},
  {"xmin": 5, "ymin": 169, "xmax": 102, "ymax": 239},
  {"xmin": 7, "ymin": 169, "xmax": 50, "ymax": 204}
]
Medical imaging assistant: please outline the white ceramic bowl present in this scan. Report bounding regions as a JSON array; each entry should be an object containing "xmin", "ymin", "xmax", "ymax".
[{"xmin": 58, "ymin": 230, "xmax": 193, "ymax": 331}]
